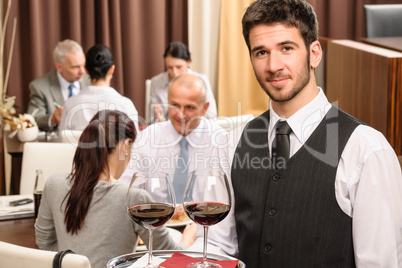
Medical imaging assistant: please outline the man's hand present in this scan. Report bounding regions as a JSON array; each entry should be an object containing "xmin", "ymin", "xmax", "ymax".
[
  {"xmin": 154, "ymin": 104, "xmax": 165, "ymax": 122},
  {"xmin": 180, "ymin": 222, "xmax": 197, "ymax": 247},
  {"xmin": 51, "ymin": 106, "xmax": 63, "ymax": 125}
]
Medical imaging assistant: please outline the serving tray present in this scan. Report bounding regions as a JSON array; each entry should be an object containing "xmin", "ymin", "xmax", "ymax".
[{"xmin": 107, "ymin": 250, "xmax": 246, "ymax": 268}]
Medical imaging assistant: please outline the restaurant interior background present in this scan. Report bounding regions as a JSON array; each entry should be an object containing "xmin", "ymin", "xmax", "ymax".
[
  {"xmin": 1, "ymin": 0, "xmax": 402, "ymax": 194},
  {"xmin": 1, "ymin": 0, "xmax": 401, "ymax": 118}
]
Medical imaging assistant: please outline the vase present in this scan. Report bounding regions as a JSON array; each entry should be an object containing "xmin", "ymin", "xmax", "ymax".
[{"xmin": 17, "ymin": 125, "xmax": 39, "ymax": 142}]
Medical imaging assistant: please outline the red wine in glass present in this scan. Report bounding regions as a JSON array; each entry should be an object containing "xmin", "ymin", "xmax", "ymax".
[
  {"xmin": 127, "ymin": 171, "xmax": 176, "ymax": 268},
  {"xmin": 184, "ymin": 201, "xmax": 230, "ymax": 226},
  {"xmin": 183, "ymin": 169, "xmax": 231, "ymax": 268},
  {"xmin": 128, "ymin": 203, "xmax": 175, "ymax": 229}
]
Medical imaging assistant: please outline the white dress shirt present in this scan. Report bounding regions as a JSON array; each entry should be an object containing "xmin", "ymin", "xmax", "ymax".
[
  {"xmin": 120, "ymin": 118, "xmax": 227, "ymax": 190},
  {"xmin": 59, "ymin": 85, "xmax": 139, "ymax": 131},
  {"xmin": 189, "ymin": 88, "xmax": 402, "ymax": 267},
  {"xmin": 57, "ymin": 71, "xmax": 81, "ymax": 101},
  {"xmin": 48, "ymin": 72, "xmax": 82, "ymax": 127}
]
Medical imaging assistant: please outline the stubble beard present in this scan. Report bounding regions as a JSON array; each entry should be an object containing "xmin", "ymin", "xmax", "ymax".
[{"xmin": 256, "ymin": 57, "xmax": 311, "ymax": 103}]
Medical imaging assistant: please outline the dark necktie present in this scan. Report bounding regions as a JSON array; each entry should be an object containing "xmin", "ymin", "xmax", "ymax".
[
  {"xmin": 272, "ymin": 120, "xmax": 292, "ymax": 169},
  {"xmin": 173, "ymin": 138, "xmax": 189, "ymax": 202},
  {"xmin": 68, "ymin": 84, "xmax": 74, "ymax": 97}
]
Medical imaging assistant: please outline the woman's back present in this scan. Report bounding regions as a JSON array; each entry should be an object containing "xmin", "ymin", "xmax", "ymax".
[{"xmin": 35, "ymin": 174, "xmax": 178, "ymax": 267}]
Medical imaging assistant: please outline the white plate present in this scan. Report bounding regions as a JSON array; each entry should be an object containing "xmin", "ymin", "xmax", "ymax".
[
  {"xmin": 166, "ymin": 219, "xmax": 193, "ymax": 228},
  {"xmin": 136, "ymin": 227, "xmax": 183, "ymax": 251}
]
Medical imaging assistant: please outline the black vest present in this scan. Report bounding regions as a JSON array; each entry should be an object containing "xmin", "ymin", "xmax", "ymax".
[{"xmin": 231, "ymin": 106, "xmax": 361, "ymax": 268}]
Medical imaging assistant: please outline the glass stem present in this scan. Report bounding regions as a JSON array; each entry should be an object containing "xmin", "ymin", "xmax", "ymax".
[
  {"xmin": 148, "ymin": 229, "xmax": 154, "ymax": 266},
  {"xmin": 202, "ymin": 226, "xmax": 209, "ymax": 265}
]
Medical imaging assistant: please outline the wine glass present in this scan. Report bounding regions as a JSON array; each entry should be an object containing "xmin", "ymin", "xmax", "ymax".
[
  {"xmin": 126, "ymin": 171, "xmax": 176, "ymax": 268},
  {"xmin": 183, "ymin": 169, "xmax": 231, "ymax": 268}
]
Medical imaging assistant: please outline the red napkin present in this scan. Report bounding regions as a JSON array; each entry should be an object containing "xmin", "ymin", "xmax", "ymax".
[{"xmin": 160, "ymin": 252, "xmax": 239, "ymax": 268}]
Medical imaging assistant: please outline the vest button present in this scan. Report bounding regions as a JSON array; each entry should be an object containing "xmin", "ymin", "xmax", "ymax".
[
  {"xmin": 272, "ymin": 174, "xmax": 280, "ymax": 181},
  {"xmin": 269, "ymin": 209, "xmax": 276, "ymax": 216},
  {"xmin": 264, "ymin": 244, "xmax": 272, "ymax": 253}
]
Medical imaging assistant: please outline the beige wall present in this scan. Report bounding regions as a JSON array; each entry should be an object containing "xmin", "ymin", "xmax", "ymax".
[{"xmin": 188, "ymin": 0, "xmax": 221, "ymax": 102}]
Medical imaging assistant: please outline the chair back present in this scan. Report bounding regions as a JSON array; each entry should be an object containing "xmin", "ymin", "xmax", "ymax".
[
  {"xmin": 0, "ymin": 241, "xmax": 91, "ymax": 268},
  {"xmin": 60, "ymin": 129, "xmax": 83, "ymax": 144},
  {"xmin": 145, "ymin": 79, "xmax": 152, "ymax": 124},
  {"xmin": 364, "ymin": 4, "xmax": 402, "ymax": 37},
  {"xmin": 19, "ymin": 142, "xmax": 77, "ymax": 194},
  {"xmin": 0, "ymin": 113, "xmax": 4, "ymax": 194},
  {"xmin": 212, "ymin": 114, "xmax": 255, "ymax": 132}
]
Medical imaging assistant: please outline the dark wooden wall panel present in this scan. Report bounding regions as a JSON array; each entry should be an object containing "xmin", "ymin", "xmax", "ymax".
[{"xmin": 326, "ymin": 40, "xmax": 402, "ymax": 155}]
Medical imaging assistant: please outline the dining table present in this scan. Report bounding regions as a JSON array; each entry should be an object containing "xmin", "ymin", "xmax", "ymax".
[
  {"xmin": 0, "ymin": 215, "xmax": 188, "ymax": 251},
  {"xmin": 361, "ymin": 36, "xmax": 402, "ymax": 53},
  {"xmin": 0, "ymin": 217, "xmax": 37, "ymax": 249}
]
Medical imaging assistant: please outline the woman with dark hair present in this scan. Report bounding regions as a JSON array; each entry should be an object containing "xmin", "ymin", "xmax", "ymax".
[
  {"xmin": 149, "ymin": 41, "xmax": 217, "ymax": 122},
  {"xmin": 35, "ymin": 110, "xmax": 195, "ymax": 268},
  {"xmin": 60, "ymin": 44, "xmax": 139, "ymax": 131}
]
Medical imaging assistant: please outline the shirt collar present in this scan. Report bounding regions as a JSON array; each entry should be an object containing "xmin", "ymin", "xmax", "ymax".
[
  {"xmin": 269, "ymin": 87, "xmax": 332, "ymax": 144},
  {"xmin": 57, "ymin": 71, "xmax": 81, "ymax": 90},
  {"xmin": 166, "ymin": 117, "xmax": 208, "ymax": 148}
]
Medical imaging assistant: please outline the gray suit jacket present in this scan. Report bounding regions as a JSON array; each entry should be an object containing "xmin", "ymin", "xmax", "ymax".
[{"xmin": 27, "ymin": 70, "xmax": 90, "ymax": 131}]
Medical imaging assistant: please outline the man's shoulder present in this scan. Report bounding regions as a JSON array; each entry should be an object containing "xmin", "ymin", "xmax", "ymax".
[
  {"xmin": 146, "ymin": 120, "xmax": 172, "ymax": 132},
  {"xmin": 351, "ymin": 124, "xmax": 392, "ymax": 151},
  {"xmin": 79, "ymin": 74, "xmax": 91, "ymax": 87},
  {"xmin": 30, "ymin": 69, "xmax": 57, "ymax": 86}
]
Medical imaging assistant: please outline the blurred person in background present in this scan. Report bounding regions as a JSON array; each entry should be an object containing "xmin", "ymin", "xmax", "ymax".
[
  {"xmin": 28, "ymin": 39, "xmax": 90, "ymax": 131},
  {"xmin": 121, "ymin": 73, "xmax": 226, "ymax": 222},
  {"xmin": 149, "ymin": 41, "xmax": 217, "ymax": 122},
  {"xmin": 60, "ymin": 44, "xmax": 139, "ymax": 131}
]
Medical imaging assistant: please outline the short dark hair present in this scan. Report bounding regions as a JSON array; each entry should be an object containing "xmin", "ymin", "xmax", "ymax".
[
  {"xmin": 163, "ymin": 41, "xmax": 191, "ymax": 61},
  {"xmin": 85, "ymin": 44, "xmax": 114, "ymax": 81},
  {"xmin": 242, "ymin": 0, "xmax": 318, "ymax": 51}
]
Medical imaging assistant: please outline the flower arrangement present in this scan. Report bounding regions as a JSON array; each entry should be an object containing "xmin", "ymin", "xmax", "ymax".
[
  {"xmin": 8, "ymin": 112, "xmax": 39, "ymax": 142},
  {"xmin": 12, "ymin": 113, "xmax": 36, "ymax": 130}
]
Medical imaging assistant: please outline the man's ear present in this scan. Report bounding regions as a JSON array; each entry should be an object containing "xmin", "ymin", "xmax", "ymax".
[
  {"xmin": 310, "ymin": 40, "xmax": 322, "ymax": 69},
  {"xmin": 202, "ymin": 102, "xmax": 210, "ymax": 116},
  {"xmin": 55, "ymin": 62, "xmax": 62, "ymax": 72}
]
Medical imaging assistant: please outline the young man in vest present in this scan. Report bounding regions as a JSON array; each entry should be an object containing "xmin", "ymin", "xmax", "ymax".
[{"xmin": 190, "ymin": 0, "xmax": 402, "ymax": 267}]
